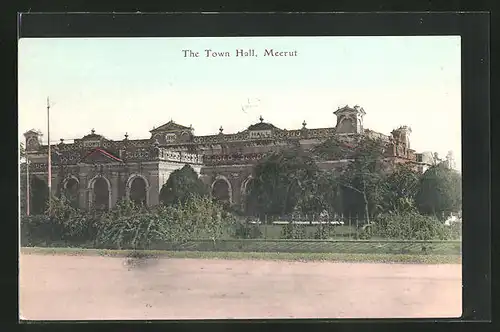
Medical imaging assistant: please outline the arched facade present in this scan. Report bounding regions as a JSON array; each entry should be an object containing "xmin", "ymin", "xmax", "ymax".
[
  {"xmin": 30, "ymin": 176, "xmax": 49, "ymax": 215},
  {"xmin": 125, "ymin": 173, "xmax": 150, "ymax": 206},
  {"xmin": 240, "ymin": 175, "xmax": 254, "ymax": 208},
  {"xmin": 211, "ymin": 175, "xmax": 233, "ymax": 205},
  {"xmin": 88, "ymin": 175, "xmax": 112, "ymax": 210},
  {"xmin": 62, "ymin": 175, "xmax": 80, "ymax": 208}
]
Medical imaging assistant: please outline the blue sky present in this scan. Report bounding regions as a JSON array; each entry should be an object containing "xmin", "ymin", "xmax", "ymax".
[{"xmin": 18, "ymin": 36, "xmax": 461, "ymax": 169}]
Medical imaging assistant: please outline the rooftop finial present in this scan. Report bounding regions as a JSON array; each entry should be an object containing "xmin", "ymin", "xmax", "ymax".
[
  {"xmin": 59, "ymin": 138, "xmax": 64, "ymax": 144},
  {"xmin": 124, "ymin": 132, "xmax": 129, "ymax": 139},
  {"xmin": 91, "ymin": 128, "xmax": 95, "ymax": 135},
  {"xmin": 219, "ymin": 126, "xmax": 224, "ymax": 134},
  {"xmin": 259, "ymin": 115, "xmax": 264, "ymax": 123},
  {"xmin": 302, "ymin": 120, "xmax": 307, "ymax": 128}
]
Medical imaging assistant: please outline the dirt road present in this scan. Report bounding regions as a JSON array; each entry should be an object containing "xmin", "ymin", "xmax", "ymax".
[{"xmin": 19, "ymin": 254, "xmax": 462, "ymax": 320}]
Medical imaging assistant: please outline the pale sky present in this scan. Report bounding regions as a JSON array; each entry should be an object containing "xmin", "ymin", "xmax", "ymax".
[{"xmin": 18, "ymin": 36, "xmax": 461, "ymax": 170}]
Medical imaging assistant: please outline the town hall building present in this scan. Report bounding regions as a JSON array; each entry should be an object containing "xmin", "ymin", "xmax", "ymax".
[{"xmin": 21, "ymin": 105, "xmax": 434, "ymax": 214}]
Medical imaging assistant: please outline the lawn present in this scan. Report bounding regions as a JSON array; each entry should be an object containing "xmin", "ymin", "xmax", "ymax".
[{"xmin": 21, "ymin": 247, "xmax": 461, "ymax": 264}]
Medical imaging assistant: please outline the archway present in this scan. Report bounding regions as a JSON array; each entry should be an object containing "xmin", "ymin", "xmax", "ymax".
[
  {"xmin": 30, "ymin": 177, "xmax": 49, "ymax": 215},
  {"xmin": 211, "ymin": 176, "xmax": 232, "ymax": 205},
  {"xmin": 92, "ymin": 177, "xmax": 110, "ymax": 211},
  {"xmin": 240, "ymin": 176, "xmax": 255, "ymax": 213},
  {"xmin": 129, "ymin": 177, "xmax": 147, "ymax": 206},
  {"xmin": 63, "ymin": 177, "xmax": 79, "ymax": 208}
]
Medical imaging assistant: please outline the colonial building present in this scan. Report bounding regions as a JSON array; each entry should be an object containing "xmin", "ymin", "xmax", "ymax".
[{"xmin": 21, "ymin": 105, "xmax": 431, "ymax": 213}]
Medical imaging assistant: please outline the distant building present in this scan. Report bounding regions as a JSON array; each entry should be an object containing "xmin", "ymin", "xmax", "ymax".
[{"xmin": 21, "ymin": 105, "xmax": 433, "ymax": 212}]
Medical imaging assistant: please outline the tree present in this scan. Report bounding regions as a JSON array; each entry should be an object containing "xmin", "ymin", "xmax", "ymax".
[
  {"xmin": 323, "ymin": 135, "xmax": 388, "ymax": 223},
  {"xmin": 159, "ymin": 165, "xmax": 208, "ymax": 206},
  {"xmin": 415, "ymin": 163, "xmax": 462, "ymax": 219},
  {"xmin": 20, "ymin": 142, "xmax": 26, "ymax": 162},
  {"xmin": 296, "ymin": 169, "xmax": 341, "ymax": 218},
  {"xmin": 383, "ymin": 163, "xmax": 421, "ymax": 212},
  {"xmin": 246, "ymin": 148, "xmax": 319, "ymax": 218}
]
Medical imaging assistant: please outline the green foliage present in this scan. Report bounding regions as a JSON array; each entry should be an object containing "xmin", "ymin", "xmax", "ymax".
[
  {"xmin": 335, "ymin": 135, "xmax": 388, "ymax": 220},
  {"xmin": 233, "ymin": 220, "xmax": 263, "ymax": 239},
  {"xmin": 159, "ymin": 165, "xmax": 208, "ymax": 206},
  {"xmin": 96, "ymin": 207, "xmax": 172, "ymax": 250},
  {"xmin": 371, "ymin": 211, "xmax": 451, "ymax": 240},
  {"xmin": 95, "ymin": 195, "xmax": 234, "ymax": 250},
  {"xmin": 415, "ymin": 164, "xmax": 462, "ymax": 219},
  {"xmin": 281, "ymin": 222, "xmax": 307, "ymax": 239},
  {"xmin": 20, "ymin": 142, "xmax": 26, "ymax": 160},
  {"xmin": 21, "ymin": 214, "xmax": 60, "ymax": 246},
  {"xmin": 313, "ymin": 223, "xmax": 336, "ymax": 240},
  {"xmin": 246, "ymin": 148, "xmax": 319, "ymax": 217},
  {"xmin": 21, "ymin": 196, "xmax": 96, "ymax": 245},
  {"xmin": 383, "ymin": 163, "xmax": 421, "ymax": 212}
]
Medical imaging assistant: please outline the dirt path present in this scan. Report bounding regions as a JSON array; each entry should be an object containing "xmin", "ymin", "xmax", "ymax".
[{"xmin": 19, "ymin": 254, "xmax": 462, "ymax": 320}]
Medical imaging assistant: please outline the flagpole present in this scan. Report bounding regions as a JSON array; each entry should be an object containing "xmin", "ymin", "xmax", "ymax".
[
  {"xmin": 26, "ymin": 158, "xmax": 30, "ymax": 216},
  {"xmin": 47, "ymin": 97, "xmax": 51, "ymax": 198}
]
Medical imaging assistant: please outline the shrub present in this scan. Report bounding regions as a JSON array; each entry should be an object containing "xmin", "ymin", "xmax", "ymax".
[
  {"xmin": 281, "ymin": 222, "xmax": 307, "ymax": 239},
  {"xmin": 313, "ymin": 223, "xmax": 336, "ymax": 239},
  {"xmin": 20, "ymin": 214, "xmax": 58, "ymax": 246},
  {"xmin": 21, "ymin": 197, "xmax": 98, "ymax": 245},
  {"xmin": 95, "ymin": 208, "xmax": 173, "ymax": 250},
  {"xmin": 371, "ymin": 211, "xmax": 450, "ymax": 240},
  {"xmin": 94, "ymin": 195, "xmax": 237, "ymax": 250},
  {"xmin": 233, "ymin": 219, "xmax": 263, "ymax": 239}
]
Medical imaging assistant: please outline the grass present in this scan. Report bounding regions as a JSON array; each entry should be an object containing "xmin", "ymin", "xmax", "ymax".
[{"xmin": 21, "ymin": 247, "xmax": 461, "ymax": 264}]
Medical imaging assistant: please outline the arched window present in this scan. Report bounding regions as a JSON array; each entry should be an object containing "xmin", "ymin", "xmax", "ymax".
[
  {"xmin": 129, "ymin": 177, "xmax": 147, "ymax": 206},
  {"xmin": 93, "ymin": 177, "xmax": 110, "ymax": 210},
  {"xmin": 212, "ymin": 178, "xmax": 231, "ymax": 204},
  {"xmin": 63, "ymin": 178, "xmax": 79, "ymax": 208},
  {"xmin": 30, "ymin": 177, "xmax": 49, "ymax": 214}
]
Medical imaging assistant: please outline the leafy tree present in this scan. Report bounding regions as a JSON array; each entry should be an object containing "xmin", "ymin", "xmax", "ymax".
[
  {"xmin": 296, "ymin": 169, "xmax": 341, "ymax": 217},
  {"xmin": 330, "ymin": 135, "xmax": 388, "ymax": 223},
  {"xmin": 415, "ymin": 164, "xmax": 462, "ymax": 219},
  {"xmin": 159, "ymin": 164, "xmax": 208, "ymax": 206},
  {"xmin": 246, "ymin": 148, "xmax": 319, "ymax": 218},
  {"xmin": 312, "ymin": 135, "xmax": 354, "ymax": 160},
  {"xmin": 20, "ymin": 142, "xmax": 26, "ymax": 161},
  {"xmin": 383, "ymin": 163, "xmax": 421, "ymax": 212}
]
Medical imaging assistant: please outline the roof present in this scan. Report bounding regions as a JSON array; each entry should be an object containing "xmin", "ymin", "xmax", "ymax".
[
  {"xmin": 24, "ymin": 129, "xmax": 42, "ymax": 136},
  {"xmin": 81, "ymin": 148, "xmax": 123, "ymax": 163},
  {"xmin": 247, "ymin": 122, "xmax": 279, "ymax": 131},
  {"xmin": 334, "ymin": 104, "xmax": 366, "ymax": 116},
  {"xmin": 151, "ymin": 120, "xmax": 192, "ymax": 133}
]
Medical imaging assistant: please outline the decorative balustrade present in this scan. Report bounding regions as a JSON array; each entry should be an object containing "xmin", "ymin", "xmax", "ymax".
[{"xmin": 203, "ymin": 152, "xmax": 269, "ymax": 165}]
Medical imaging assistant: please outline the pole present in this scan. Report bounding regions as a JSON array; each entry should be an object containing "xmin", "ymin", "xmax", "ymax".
[
  {"xmin": 47, "ymin": 97, "xmax": 51, "ymax": 198},
  {"xmin": 26, "ymin": 159, "xmax": 30, "ymax": 216}
]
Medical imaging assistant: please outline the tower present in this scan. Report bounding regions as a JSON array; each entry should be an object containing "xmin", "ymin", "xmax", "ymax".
[
  {"xmin": 23, "ymin": 129, "xmax": 42, "ymax": 152},
  {"xmin": 334, "ymin": 105, "xmax": 366, "ymax": 134}
]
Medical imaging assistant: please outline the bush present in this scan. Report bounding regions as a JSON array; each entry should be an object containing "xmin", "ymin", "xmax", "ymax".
[
  {"xmin": 95, "ymin": 209, "xmax": 173, "ymax": 250},
  {"xmin": 314, "ymin": 223, "xmax": 336, "ymax": 239},
  {"xmin": 21, "ymin": 197, "xmax": 99, "ymax": 245},
  {"xmin": 94, "ymin": 195, "xmax": 236, "ymax": 250},
  {"xmin": 371, "ymin": 211, "xmax": 450, "ymax": 240},
  {"xmin": 233, "ymin": 220, "xmax": 263, "ymax": 239},
  {"xmin": 281, "ymin": 222, "xmax": 307, "ymax": 239}
]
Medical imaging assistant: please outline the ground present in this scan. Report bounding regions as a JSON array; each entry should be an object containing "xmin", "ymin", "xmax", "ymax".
[{"xmin": 19, "ymin": 254, "xmax": 462, "ymax": 320}]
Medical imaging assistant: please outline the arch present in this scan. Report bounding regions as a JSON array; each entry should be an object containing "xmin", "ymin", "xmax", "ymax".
[
  {"xmin": 88, "ymin": 175, "xmax": 112, "ymax": 210},
  {"xmin": 30, "ymin": 176, "xmax": 49, "ymax": 215},
  {"xmin": 240, "ymin": 175, "xmax": 254, "ymax": 210},
  {"xmin": 63, "ymin": 175, "xmax": 80, "ymax": 190},
  {"xmin": 211, "ymin": 175, "xmax": 233, "ymax": 205},
  {"xmin": 62, "ymin": 175, "xmax": 80, "ymax": 208},
  {"xmin": 125, "ymin": 174, "xmax": 150, "ymax": 206}
]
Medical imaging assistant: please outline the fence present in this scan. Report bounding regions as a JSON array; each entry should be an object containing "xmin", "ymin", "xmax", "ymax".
[
  {"xmin": 134, "ymin": 239, "xmax": 462, "ymax": 255},
  {"xmin": 241, "ymin": 214, "xmax": 367, "ymax": 240}
]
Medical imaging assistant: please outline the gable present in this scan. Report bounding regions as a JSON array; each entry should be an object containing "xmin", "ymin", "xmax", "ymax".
[
  {"xmin": 80, "ymin": 148, "xmax": 123, "ymax": 164},
  {"xmin": 151, "ymin": 120, "xmax": 191, "ymax": 133}
]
